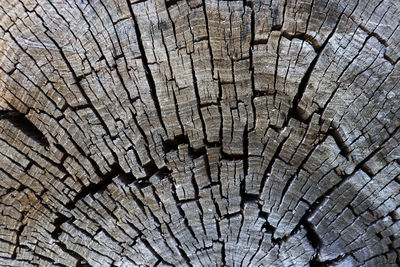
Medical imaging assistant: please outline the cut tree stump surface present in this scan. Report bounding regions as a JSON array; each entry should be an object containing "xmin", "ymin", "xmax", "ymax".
[{"xmin": 0, "ymin": 0, "xmax": 399, "ymax": 266}]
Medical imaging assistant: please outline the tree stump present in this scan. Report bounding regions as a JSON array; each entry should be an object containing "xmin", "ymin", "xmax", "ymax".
[{"xmin": 1, "ymin": 0, "xmax": 399, "ymax": 266}]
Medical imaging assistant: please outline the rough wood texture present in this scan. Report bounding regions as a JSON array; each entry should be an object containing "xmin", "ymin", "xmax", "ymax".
[{"xmin": 1, "ymin": 0, "xmax": 399, "ymax": 266}]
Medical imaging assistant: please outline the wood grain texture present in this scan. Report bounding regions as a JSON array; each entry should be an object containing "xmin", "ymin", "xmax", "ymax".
[{"xmin": 0, "ymin": 0, "xmax": 399, "ymax": 266}]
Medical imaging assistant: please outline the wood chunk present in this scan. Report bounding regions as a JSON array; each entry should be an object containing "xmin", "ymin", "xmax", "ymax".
[{"xmin": 1, "ymin": 0, "xmax": 399, "ymax": 265}]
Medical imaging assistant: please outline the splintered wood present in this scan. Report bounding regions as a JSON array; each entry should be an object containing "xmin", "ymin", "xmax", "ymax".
[{"xmin": 0, "ymin": 0, "xmax": 399, "ymax": 266}]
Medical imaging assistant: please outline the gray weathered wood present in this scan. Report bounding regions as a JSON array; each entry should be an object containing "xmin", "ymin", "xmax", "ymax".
[{"xmin": 1, "ymin": 0, "xmax": 399, "ymax": 266}]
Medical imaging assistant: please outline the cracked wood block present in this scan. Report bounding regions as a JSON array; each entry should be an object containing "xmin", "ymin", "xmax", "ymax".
[{"xmin": 1, "ymin": 0, "xmax": 400, "ymax": 266}]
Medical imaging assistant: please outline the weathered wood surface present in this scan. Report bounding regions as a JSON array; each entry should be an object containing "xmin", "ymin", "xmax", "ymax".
[{"xmin": 0, "ymin": 0, "xmax": 399, "ymax": 266}]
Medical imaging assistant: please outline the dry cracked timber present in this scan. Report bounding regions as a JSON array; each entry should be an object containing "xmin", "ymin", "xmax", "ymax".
[{"xmin": 0, "ymin": 0, "xmax": 400, "ymax": 266}]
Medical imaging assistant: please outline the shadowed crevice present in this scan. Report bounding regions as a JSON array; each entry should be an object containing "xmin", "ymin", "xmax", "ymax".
[
  {"xmin": 65, "ymin": 163, "xmax": 127, "ymax": 209},
  {"xmin": 0, "ymin": 111, "xmax": 49, "ymax": 148}
]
